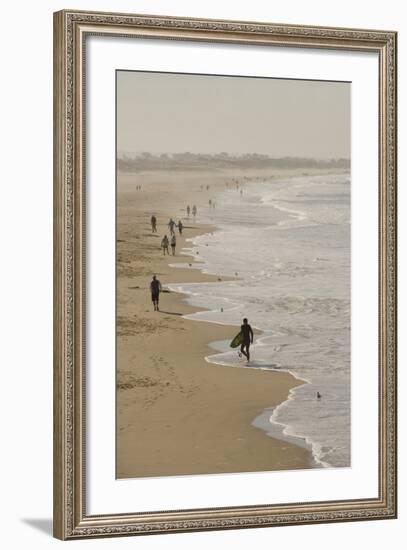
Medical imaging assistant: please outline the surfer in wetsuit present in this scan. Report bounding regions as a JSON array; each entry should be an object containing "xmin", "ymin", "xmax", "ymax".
[
  {"xmin": 150, "ymin": 275, "xmax": 162, "ymax": 311},
  {"xmin": 239, "ymin": 318, "xmax": 254, "ymax": 362}
]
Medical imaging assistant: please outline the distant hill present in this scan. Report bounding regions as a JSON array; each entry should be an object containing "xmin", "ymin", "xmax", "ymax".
[{"xmin": 117, "ymin": 153, "xmax": 350, "ymax": 173}]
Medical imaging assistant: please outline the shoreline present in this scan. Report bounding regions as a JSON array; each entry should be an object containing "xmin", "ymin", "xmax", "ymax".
[
  {"xmin": 159, "ymin": 171, "xmax": 348, "ymax": 468},
  {"xmin": 168, "ymin": 243, "xmax": 318, "ymax": 466},
  {"xmin": 117, "ymin": 169, "xmax": 318, "ymax": 478}
]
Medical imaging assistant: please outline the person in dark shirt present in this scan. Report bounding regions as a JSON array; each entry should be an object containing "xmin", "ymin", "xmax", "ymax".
[
  {"xmin": 151, "ymin": 214, "xmax": 157, "ymax": 233},
  {"xmin": 161, "ymin": 235, "xmax": 169, "ymax": 255},
  {"xmin": 239, "ymin": 318, "xmax": 254, "ymax": 362},
  {"xmin": 150, "ymin": 275, "xmax": 162, "ymax": 311},
  {"xmin": 168, "ymin": 218, "xmax": 176, "ymax": 235},
  {"xmin": 170, "ymin": 234, "xmax": 176, "ymax": 256}
]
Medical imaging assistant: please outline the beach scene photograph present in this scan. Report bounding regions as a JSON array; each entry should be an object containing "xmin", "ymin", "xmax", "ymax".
[{"xmin": 116, "ymin": 70, "xmax": 351, "ymax": 478}]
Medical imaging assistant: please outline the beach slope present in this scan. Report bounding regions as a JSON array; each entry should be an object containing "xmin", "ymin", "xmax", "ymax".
[{"xmin": 117, "ymin": 170, "xmax": 313, "ymax": 478}]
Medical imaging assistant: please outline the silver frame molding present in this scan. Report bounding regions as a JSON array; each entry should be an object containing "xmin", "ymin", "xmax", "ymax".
[{"xmin": 53, "ymin": 9, "xmax": 397, "ymax": 540}]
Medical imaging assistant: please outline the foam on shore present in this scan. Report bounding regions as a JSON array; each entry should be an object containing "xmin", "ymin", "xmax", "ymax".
[{"xmin": 167, "ymin": 172, "xmax": 351, "ymax": 468}]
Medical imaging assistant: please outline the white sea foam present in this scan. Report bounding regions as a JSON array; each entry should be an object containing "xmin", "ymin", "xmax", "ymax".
[{"xmin": 167, "ymin": 173, "xmax": 351, "ymax": 468}]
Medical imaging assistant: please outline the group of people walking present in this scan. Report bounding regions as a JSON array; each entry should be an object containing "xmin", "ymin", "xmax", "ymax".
[
  {"xmin": 160, "ymin": 234, "xmax": 177, "ymax": 256},
  {"xmin": 147, "ymin": 201, "xmax": 256, "ymax": 364},
  {"xmin": 167, "ymin": 218, "xmax": 183, "ymax": 236},
  {"xmin": 150, "ymin": 202, "xmax": 199, "ymax": 257},
  {"xmin": 150, "ymin": 215, "xmax": 185, "ymax": 256},
  {"xmin": 186, "ymin": 205, "xmax": 197, "ymax": 219}
]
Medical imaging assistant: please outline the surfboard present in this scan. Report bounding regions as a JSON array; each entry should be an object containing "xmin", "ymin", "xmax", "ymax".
[{"xmin": 230, "ymin": 331, "xmax": 243, "ymax": 348}]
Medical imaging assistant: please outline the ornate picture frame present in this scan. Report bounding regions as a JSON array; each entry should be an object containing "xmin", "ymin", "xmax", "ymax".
[{"xmin": 53, "ymin": 9, "xmax": 397, "ymax": 540}]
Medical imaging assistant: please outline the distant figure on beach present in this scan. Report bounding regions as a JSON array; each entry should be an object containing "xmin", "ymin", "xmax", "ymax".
[
  {"xmin": 178, "ymin": 220, "xmax": 183, "ymax": 235},
  {"xmin": 186, "ymin": 205, "xmax": 191, "ymax": 217},
  {"xmin": 240, "ymin": 189, "xmax": 243, "ymax": 197},
  {"xmin": 161, "ymin": 235, "xmax": 169, "ymax": 255},
  {"xmin": 168, "ymin": 218, "xmax": 176, "ymax": 235},
  {"xmin": 208, "ymin": 199, "xmax": 212, "ymax": 208},
  {"xmin": 192, "ymin": 205, "xmax": 197, "ymax": 219},
  {"xmin": 151, "ymin": 214, "xmax": 157, "ymax": 233},
  {"xmin": 171, "ymin": 234, "xmax": 176, "ymax": 255},
  {"xmin": 239, "ymin": 318, "xmax": 254, "ymax": 362},
  {"xmin": 206, "ymin": 184, "xmax": 210, "ymax": 191},
  {"xmin": 150, "ymin": 275, "xmax": 162, "ymax": 311}
]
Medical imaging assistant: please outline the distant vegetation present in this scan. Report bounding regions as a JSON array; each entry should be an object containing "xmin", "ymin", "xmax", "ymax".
[{"xmin": 117, "ymin": 152, "xmax": 350, "ymax": 173}]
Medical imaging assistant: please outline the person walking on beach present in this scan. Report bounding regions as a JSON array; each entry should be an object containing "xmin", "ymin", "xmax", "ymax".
[
  {"xmin": 186, "ymin": 205, "xmax": 191, "ymax": 217},
  {"xmin": 161, "ymin": 235, "xmax": 169, "ymax": 255},
  {"xmin": 171, "ymin": 234, "xmax": 176, "ymax": 256},
  {"xmin": 168, "ymin": 218, "xmax": 176, "ymax": 235},
  {"xmin": 178, "ymin": 220, "xmax": 183, "ymax": 235},
  {"xmin": 192, "ymin": 205, "xmax": 197, "ymax": 219},
  {"xmin": 239, "ymin": 318, "xmax": 254, "ymax": 362},
  {"xmin": 150, "ymin": 275, "xmax": 162, "ymax": 311},
  {"xmin": 151, "ymin": 214, "xmax": 157, "ymax": 233}
]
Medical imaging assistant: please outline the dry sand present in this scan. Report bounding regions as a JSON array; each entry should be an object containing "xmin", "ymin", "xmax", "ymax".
[{"xmin": 117, "ymin": 168, "xmax": 316, "ymax": 478}]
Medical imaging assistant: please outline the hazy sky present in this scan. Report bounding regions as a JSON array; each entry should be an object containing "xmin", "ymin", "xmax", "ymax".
[{"xmin": 117, "ymin": 70, "xmax": 350, "ymax": 159}]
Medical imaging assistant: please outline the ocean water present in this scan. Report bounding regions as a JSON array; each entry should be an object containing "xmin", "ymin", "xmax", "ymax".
[{"xmin": 167, "ymin": 173, "xmax": 351, "ymax": 468}]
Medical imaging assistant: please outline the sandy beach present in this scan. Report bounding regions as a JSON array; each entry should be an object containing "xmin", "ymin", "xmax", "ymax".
[{"xmin": 116, "ymin": 168, "xmax": 320, "ymax": 478}]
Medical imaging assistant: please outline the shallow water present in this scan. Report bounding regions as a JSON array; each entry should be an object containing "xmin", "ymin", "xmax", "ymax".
[{"xmin": 167, "ymin": 173, "xmax": 351, "ymax": 468}]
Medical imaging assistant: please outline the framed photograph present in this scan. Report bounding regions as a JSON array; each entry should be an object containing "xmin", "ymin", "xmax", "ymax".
[{"xmin": 53, "ymin": 9, "xmax": 397, "ymax": 540}]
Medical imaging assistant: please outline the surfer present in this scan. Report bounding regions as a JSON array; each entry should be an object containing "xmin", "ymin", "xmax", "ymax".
[
  {"xmin": 150, "ymin": 275, "xmax": 162, "ymax": 311},
  {"xmin": 177, "ymin": 220, "xmax": 183, "ymax": 235},
  {"xmin": 239, "ymin": 318, "xmax": 254, "ymax": 362}
]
